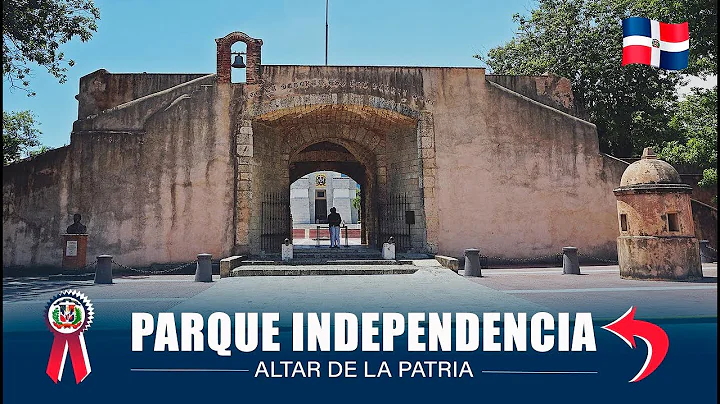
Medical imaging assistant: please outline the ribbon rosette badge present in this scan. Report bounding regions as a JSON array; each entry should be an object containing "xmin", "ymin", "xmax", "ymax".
[{"xmin": 45, "ymin": 290, "xmax": 94, "ymax": 384}]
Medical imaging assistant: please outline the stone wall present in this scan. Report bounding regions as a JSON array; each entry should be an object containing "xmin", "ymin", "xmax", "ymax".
[
  {"xmin": 427, "ymin": 68, "xmax": 625, "ymax": 260},
  {"xmin": 485, "ymin": 74, "xmax": 585, "ymax": 118},
  {"xmin": 4, "ymin": 73, "xmax": 235, "ymax": 268},
  {"xmin": 3, "ymin": 147, "xmax": 71, "ymax": 267},
  {"xmin": 4, "ymin": 61, "xmax": 633, "ymax": 269},
  {"xmin": 385, "ymin": 125, "xmax": 426, "ymax": 249},
  {"xmin": 77, "ymin": 69, "xmax": 208, "ymax": 118}
]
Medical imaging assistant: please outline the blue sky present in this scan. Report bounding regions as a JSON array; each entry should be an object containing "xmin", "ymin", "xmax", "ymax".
[{"xmin": 3, "ymin": 0, "xmax": 540, "ymax": 148}]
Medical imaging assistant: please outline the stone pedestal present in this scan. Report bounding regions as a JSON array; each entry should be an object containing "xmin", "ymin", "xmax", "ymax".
[
  {"xmin": 282, "ymin": 242, "xmax": 294, "ymax": 261},
  {"xmin": 62, "ymin": 234, "xmax": 88, "ymax": 269},
  {"xmin": 562, "ymin": 247, "xmax": 580, "ymax": 274},
  {"xmin": 382, "ymin": 242, "xmax": 395, "ymax": 260},
  {"xmin": 463, "ymin": 248, "xmax": 482, "ymax": 277}
]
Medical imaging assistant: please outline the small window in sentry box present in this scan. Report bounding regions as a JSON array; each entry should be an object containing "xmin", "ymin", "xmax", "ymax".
[
  {"xmin": 620, "ymin": 214, "xmax": 628, "ymax": 232},
  {"xmin": 667, "ymin": 213, "xmax": 680, "ymax": 232}
]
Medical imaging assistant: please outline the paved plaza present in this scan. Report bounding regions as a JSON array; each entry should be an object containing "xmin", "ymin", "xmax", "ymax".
[{"xmin": 3, "ymin": 261, "xmax": 716, "ymax": 333}]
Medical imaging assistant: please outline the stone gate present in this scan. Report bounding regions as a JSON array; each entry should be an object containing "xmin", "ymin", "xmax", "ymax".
[{"xmin": 3, "ymin": 31, "xmax": 633, "ymax": 268}]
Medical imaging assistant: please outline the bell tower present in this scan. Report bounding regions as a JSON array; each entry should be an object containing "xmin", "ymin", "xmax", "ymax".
[{"xmin": 215, "ymin": 32, "xmax": 263, "ymax": 84}]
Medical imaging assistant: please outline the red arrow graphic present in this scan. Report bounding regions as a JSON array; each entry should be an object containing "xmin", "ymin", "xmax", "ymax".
[{"xmin": 602, "ymin": 307, "xmax": 669, "ymax": 382}]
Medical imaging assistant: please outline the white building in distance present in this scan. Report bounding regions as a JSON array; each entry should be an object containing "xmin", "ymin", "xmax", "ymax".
[{"xmin": 290, "ymin": 171, "xmax": 360, "ymax": 224}]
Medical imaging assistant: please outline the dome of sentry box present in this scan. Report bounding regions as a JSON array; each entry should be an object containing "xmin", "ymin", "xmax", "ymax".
[{"xmin": 619, "ymin": 147, "xmax": 682, "ymax": 187}]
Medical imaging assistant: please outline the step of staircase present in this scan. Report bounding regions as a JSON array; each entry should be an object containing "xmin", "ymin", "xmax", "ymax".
[
  {"xmin": 262, "ymin": 246, "xmax": 384, "ymax": 260},
  {"xmin": 230, "ymin": 265, "xmax": 418, "ymax": 277},
  {"xmin": 239, "ymin": 259, "xmax": 402, "ymax": 265}
]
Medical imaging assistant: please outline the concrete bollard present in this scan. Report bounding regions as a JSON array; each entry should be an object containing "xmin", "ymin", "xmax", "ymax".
[
  {"xmin": 562, "ymin": 247, "xmax": 581, "ymax": 274},
  {"xmin": 699, "ymin": 240, "xmax": 714, "ymax": 263},
  {"xmin": 195, "ymin": 253, "xmax": 213, "ymax": 282},
  {"xmin": 463, "ymin": 248, "xmax": 482, "ymax": 277},
  {"xmin": 94, "ymin": 255, "xmax": 113, "ymax": 284},
  {"xmin": 282, "ymin": 238, "xmax": 293, "ymax": 261},
  {"xmin": 382, "ymin": 242, "xmax": 396, "ymax": 260}
]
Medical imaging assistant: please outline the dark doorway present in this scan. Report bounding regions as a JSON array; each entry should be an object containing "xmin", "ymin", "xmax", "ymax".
[{"xmin": 315, "ymin": 190, "xmax": 328, "ymax": 223}]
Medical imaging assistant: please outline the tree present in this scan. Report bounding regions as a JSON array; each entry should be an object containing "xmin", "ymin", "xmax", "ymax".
[
  {"xmin": 3, "ymin": 0, "xmax": 100, "ymax": 95},
  {"xmin": 352, "ymin": 194, "xmax": 361, "ymax": 222},
  {"xmin": 657, "ymin": 0, "xmax": 717, "ymax": 76},
  {"xmin": 659, "ymin": 86, "xmax": 717, "ymax": 198},
  {"xmin": 3, "ymin": 110, "xmax": 41, "ymax": 165},
  {"xmin": 29, "ymin": 145, "xmax": 53, "ymax": 157},
  {"xmin": 476, "ymin": 0, "xmax": 717, "ymax": 157}
]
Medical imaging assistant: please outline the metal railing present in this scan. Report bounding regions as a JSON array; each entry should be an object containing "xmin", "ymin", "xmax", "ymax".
[{"xmin": 315, "ymin": 225, "xmax": 349, "ymax": 247}]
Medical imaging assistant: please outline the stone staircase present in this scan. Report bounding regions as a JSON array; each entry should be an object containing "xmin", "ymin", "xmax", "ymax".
[
  {"xmin": 243, "ymin": 245, "xmax": 394, "ymax": 265},
  {"xmin": 227, "ymin": 245, "xmax": 435, "ymax": 276}
]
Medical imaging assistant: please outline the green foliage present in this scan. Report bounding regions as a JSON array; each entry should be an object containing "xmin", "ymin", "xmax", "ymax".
[
  {"xmin": 476, "ymin": 0, "xmax": 717, "ymax": 157},
  {"xmin": 52, "ymin": 308, "xmax": 61, "ymax": 325},
  {"xmin": 659, "ymin": 86, "xmax": 717, "ymax": 195},
  {"xmin": 72, "ymin": 307, "xmax": 82, "ymax": 325},
  {"xmin": 3, "ymin": 110, "xmax": 41, "ymax": 165},
  {"xmin": 2, "ymin": 0, "xmax": 100, "ymax": 95},
  {"xmin": 351, "ymin": 194, "xmax": 362, "ymax": 222},
  {"xmin": 29, "ymin": 145, "xmax": 54, "ymax": 157},
  {"xmin": 698, "ymin": 168, "xmax": 716, "ymax": 189}
]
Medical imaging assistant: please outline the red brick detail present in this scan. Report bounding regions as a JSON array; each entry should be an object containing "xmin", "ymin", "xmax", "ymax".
[
  {"xmin": 306, "ymin": 228, "xmax": 361, "ymax": 238},
  {"xmin": 292, "ymin": 229, "xmax": 306, "ymax": 238},
  {"xmin": 215, "ymin": 32, "xmax": 263, "ymax": 84},
  {"xmin": 310, "ymin": 229, "xmax": 331, "ymax": 238}
]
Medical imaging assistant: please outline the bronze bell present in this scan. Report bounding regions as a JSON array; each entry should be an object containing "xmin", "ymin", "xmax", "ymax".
[{"xmin": 231, "ymin": 55, "xmax": 246, "ymax": 69}]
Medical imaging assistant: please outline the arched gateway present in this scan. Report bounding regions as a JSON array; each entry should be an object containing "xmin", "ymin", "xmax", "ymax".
[
  {"xmin": 237, "ymin": 96, "xmax": 431, "ymax": 254},
  {"xmin": 3, "ymin": 31, "xmax": 629, "ymax": 267}
]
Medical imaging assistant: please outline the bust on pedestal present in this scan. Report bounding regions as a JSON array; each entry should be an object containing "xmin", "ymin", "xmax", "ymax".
[{"xmin": 62, "ymin": 213, "xmax": 89, "ymax": 269}]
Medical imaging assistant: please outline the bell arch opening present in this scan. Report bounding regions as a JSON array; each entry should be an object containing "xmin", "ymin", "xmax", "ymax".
[{"xmin": 215, "ymin": 31, "xmax": 262, "ymax": 84}]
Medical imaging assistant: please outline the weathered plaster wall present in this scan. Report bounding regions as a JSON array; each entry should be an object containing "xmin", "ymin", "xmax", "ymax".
[
  {"xmin": 614, "ymin": 187, "xmax": 701, "ymax": 279},
  {"xmin": 486, "ymin": 74, "xmax": 585, "ymax": 117},
  {"xmin": 3, "ymin": 148, "xmax": 71, "ymax": 267},
  {"xmin": 616, "ymin": 191, "xmax": 695, "ymax": 236},
  {"xmin": 77, "ymin": 69, "xmax": 208, "ymax": 118},
  {"xmin": 4, "ymin": 63, "xmax": 632, "ymax": 268},
  {"xmin": 426, "ymin": 67, "xmax": 625, "ymax": 260},
  {"xmin": 4, "ymin": 73, "xmax": 235, "ymax": 268}
]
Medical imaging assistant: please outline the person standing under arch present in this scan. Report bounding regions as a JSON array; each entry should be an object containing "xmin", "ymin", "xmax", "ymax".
[{"xmin": 327, "ymin": 207, "xmax": 342, "ymax": 248}]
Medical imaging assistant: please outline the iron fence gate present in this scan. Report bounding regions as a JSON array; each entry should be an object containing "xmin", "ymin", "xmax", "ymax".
[
  {"xmin": 261, "ymin": 191, "xmax": 290, "ymax": 253},
  {"xmin": 378, "ymin": 193, "xmax": 411, "ymax": 251}
]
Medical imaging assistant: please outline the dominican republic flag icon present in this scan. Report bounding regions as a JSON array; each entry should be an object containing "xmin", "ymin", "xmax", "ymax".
[{"xmin": 622, "ymin": 17, "xmax": 689, "ymax": 70}]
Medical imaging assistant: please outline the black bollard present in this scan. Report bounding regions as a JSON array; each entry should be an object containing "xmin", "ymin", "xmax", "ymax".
[
  {"xmin": 464, "ymin": 248, "xmax": 482, "ymax": 277},
  {"xmin": 562, "ymin": 247, "xmax": 580, "ymax": 274},
  {"xmin": 94, "ymin": 255, "xmax": 113, "ymax": 284}
]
